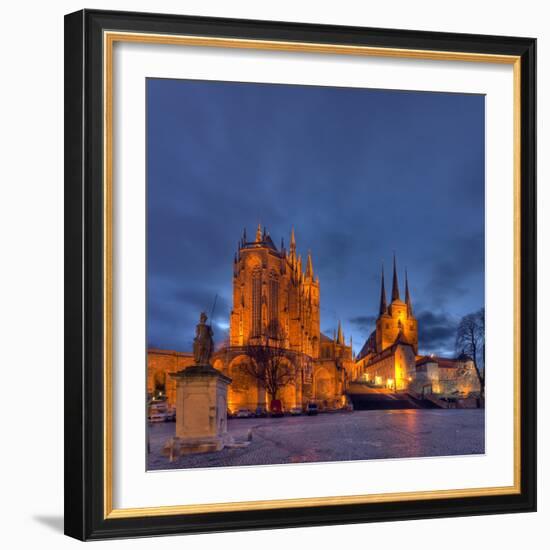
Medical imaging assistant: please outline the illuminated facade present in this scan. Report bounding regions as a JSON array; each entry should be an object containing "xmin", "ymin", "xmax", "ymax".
[
  {"xmin": 147, "ymin": 235, "xmax": 480, "ymax": 409},
  {"xmin": 229, "ymin": 225, "xmax": 320, "ymax": 356},
  {"xmin": 217, "ymin": 226, "xmax": 351, "ymax": 412},
  {"xmin": 148, "ymin": 226, "xmax": 352, "ymax": 412},
  {"xmin": 354, "ymin": 256, "xmax": 480, "ymax": 396}
]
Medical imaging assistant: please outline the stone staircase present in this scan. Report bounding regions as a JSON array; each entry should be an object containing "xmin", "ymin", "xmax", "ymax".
[{"xmin": 346, "ymin": 382, "xmax": 443, "ymax": 410}]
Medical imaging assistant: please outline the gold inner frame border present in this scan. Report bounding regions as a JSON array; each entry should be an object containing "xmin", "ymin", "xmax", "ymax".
[{"xmin": 102, "ymin": 30, "xmax": 522, "ymax": 520}]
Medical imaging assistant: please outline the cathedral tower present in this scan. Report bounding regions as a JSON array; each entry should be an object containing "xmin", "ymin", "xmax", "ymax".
[
  {"xmin": 229, "ymin": 226, "xmax": 321, "ymax": 358},
  {"xmin": 375, "ymin": 254, "xmax": 418, "ymax": 354}
]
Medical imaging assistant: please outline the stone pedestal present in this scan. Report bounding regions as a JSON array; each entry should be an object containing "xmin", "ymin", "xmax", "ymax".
[{"xmin": 166, "ymin": 365, "xmax": 232, "ymax": 456}]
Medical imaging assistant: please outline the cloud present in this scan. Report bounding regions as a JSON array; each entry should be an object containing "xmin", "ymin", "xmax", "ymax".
[
  {"xmin": 421, "ymin": 232, "xmax": 484, "ymax": 310},
  {"xmin": 146, "ymin": 79, "xmax": 485, "ymax": 355},
  {"xmin": 416, "ymin": 310, "xmax": 458, "ymax": 356},
  {"xmin": 147, "ymin": 278, "xmax": 230, "ymax": 350},
  {"xmin": 348, "ymin": 315, "xmax": 377, "ymax": 335}
]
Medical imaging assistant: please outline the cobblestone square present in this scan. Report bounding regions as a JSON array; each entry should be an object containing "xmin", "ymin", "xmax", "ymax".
[{"xmin": 147, "ymin": 409, "xmax": 485, "ymax": 470}]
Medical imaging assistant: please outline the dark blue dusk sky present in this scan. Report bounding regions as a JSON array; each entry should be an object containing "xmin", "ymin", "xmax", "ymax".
[{"xmin": 147, "ymin": 78, "xmax": 485, "ymax": 357}]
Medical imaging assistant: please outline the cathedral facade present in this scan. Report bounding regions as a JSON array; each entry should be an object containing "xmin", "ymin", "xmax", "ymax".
[
  {"xmin": 354, "ymin": 256, "xmax": 480, "ymax": 396},
  {"xmin": 354, "ymin": 257, "xmax": 419, "ymax": 391},
  {"xmin": 213, "ymin": 225, "xmax": 352, "ymax": 412}
]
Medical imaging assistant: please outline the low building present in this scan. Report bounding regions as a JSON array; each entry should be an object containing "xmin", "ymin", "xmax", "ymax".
[
  {"xmin": 147, "ymin": 348, "xmax": 194, "ymax": 405},
  {"xmin": 411, "ymin": 353, "xmax": 481, "ymax": 397}
]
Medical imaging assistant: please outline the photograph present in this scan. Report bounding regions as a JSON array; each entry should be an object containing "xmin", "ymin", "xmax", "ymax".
[
  {"xmin": 145, "ymin": 78, "xmax": 486, "ymax": 470},
  {"xmin": 61, "ymin": 7, "xmax": 537, "ymax": 541}
]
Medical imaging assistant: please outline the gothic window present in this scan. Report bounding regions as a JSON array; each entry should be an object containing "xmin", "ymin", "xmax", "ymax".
[
  {"xmin": 252, "ymin": 269, "xmax": 261, "ymax": 337},
  {"xmin": 269, "ymin": 275, "xmax": 279, "ymax": 330}
]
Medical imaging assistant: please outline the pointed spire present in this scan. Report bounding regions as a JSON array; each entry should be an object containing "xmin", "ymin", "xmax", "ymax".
[
  {"xmin": 391, "ymin": 252, "xmax": 400, "ymax": 302},
  {"xmin": 256, "ymin": 223, "xmax": 262, "ymax": 242},
  {"xmin": 289, "ymin": 228, "xmax": 296, "ymax": 264},
  {"xmin": 281, "ymin": 237, "xmax": 284, "ymax": 251},
  {"xmin": 337, "ymin": 320, "xmax": 344, "ymax": 345},
  {"xmin": 405, "ymin": 268, "xmax": 413, "ymax": 316},
  {"xmin": 379, "ymin": 263, "xmax": 388, "ymax": 316},
  {"xmin": 243, "ymin": 227, "xmax": 247, "ymax": 242},
  {"xmin": 306, "ymin": 250, "xmax": 314, "ymax": 279}
]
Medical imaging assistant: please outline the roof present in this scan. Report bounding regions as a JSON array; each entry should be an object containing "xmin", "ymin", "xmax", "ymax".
[
  {"xmin": 362, "ymin": 332, "xmax": 414, "ymax": 367},
  {"xmin": 416, "ymin": 355, "xmax": 470, "ymax": 368},
  {"xmin": 320, "ymin": 332, "xmax": 333, "ymax": 343},
  {"xmin": 241, "ymin": 236, "xmax": 279, "ymax": 252},
  {"xmin": 147, "ymin": 348, "xmax": 193, "ymax": 357},
  {"xmin": 393, "ymin": 328, "xmax": 410, "ymax": 346},
  {"xmin": 357, "ymin": 330, "xmax": 376, "ymax": 360}
]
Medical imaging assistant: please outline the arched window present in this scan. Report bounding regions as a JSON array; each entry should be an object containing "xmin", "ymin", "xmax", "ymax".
[
  {"xmin": 269, "ymin": 273, "xmax": 279, "ymax": 331},
  {"xmin": 252, "ymin": 269, "xmax": 261, "ymax": 337}
]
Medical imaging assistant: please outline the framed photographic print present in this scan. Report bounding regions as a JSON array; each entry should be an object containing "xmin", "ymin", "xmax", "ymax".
[{"xmin": 64, "ymin": 9, "xmax": 537, "ymax": 540}]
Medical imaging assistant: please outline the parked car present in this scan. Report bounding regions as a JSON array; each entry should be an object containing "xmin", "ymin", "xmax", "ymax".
[
  {"xmin": 306, "ymin": 402, "xmax": 319, "ymax": 416},
  {"xmin": 149, "ymin": 412, "xmax": 168, "ymax": 423},
  {"xmin": 270, "ymin": 399, "xmax": 284, "ymax": 417},
  {"xmin": 148, "ymin": 400, "xmax": 169, "ymax": 422},
  {"xmin": 254, "ymin": 406, "xmax": 267, "ymax": 418},
  {"xmin": 165, "ymin": 407, "xmax": 176, "ymax": 422},
  {"xmin": 289, "ymin": 406, "xmax": 303, "ymax": 416},
  {"xmin": 236, "ymin": 408, "xmax": 253, "ymax": 418}
]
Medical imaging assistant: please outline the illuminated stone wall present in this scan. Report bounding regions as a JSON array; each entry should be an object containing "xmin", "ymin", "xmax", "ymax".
[
  {"xmin": 147, "ymin": 349, "xmax": 194, "ymax": 406},
  {"xmin": 410, "ymin": 358, "xmax": 481, "ymax": 396},
  {"xmin": 376, "ymin": 300, "xmax": 418, "ymax": 354}
]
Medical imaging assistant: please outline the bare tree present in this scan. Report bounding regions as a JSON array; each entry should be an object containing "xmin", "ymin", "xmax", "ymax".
[
  {"xmin": 477, "ymin": 307, "xmax": 485, "ymax": 373},
  {"xmin": 241, "ymin": 324, "xmax": 294, "ymax": 406},
  {"xmin": 455, "ymin": 308, "xmax": 485, "ymax": 398}
]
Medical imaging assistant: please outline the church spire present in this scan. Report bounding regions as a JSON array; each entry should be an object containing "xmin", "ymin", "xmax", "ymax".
[
  {"xmin": 306, "ymin": 250, "xmax": 314, "ymax": 279},
  {"xmin": 391, "ymin": 252, "xmax": 400, "ymax": 302},
  {"xmin": 337, "ymin": 320, "xmax": 344, "ymax": 345},
  {"xmin": 289, "ymin": 227, "xmax": 297, "ymax": 264},
  {"xmin": 256, "ymin": 223, "xmax": 262, "ymax": 242},
  {"xmin": 379, "ymin": 263, "xmax": 388, "ymax": 316},
  {"xmin": 405, "ymin": 268, "xmax": 413, "ymax": 316}
]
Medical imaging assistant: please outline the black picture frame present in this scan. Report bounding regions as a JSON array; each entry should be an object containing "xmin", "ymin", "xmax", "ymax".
[{"xmin": 64, "ymin": 9, "xmax": 537, "ymax": 541}]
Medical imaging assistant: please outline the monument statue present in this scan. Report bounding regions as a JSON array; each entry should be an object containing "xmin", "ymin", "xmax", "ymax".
[
  {"xmin": 166, "ymin": 311, "xmax": 232, "ymax": 457},
  {"xmin": 193, "ymin": 312, "xmax": 214, "ymax": 365}
]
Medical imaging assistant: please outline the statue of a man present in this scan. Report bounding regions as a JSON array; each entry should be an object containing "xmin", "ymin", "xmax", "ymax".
[{"xmin": 193, "ymin": 312, "xmax": 214, "ymax": 365}]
